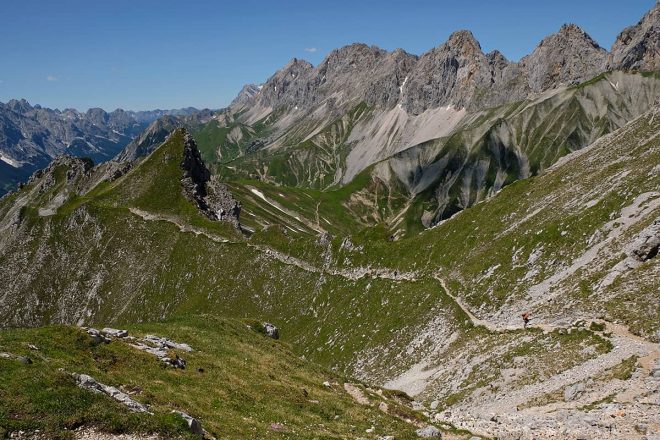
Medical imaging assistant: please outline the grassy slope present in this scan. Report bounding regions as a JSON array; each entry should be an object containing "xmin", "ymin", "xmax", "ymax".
[
  {"xmin": 0, "ymin": 315, "xmax": 420, "ymax": 439},
  {"xmin": 316, "ymin": 106, "xmax": 660, "ymax": 338},
  {"xmin": 0, "ymin": 127, "xmax": 620, "ymax": 415},
  {"xmin": 1, "ymin": 102, "xmax": 657, "ymax": 434}
]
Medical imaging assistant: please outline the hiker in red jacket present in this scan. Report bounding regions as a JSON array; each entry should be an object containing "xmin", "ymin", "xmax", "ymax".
[{"xmin": 522, "ymin": 312, "xmax": 530, "ymax": 328}]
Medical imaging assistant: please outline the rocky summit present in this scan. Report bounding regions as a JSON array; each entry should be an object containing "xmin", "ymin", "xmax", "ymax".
[{"xmin": 1, "ymin": 3, "xmax": 659, "ymax": 440}]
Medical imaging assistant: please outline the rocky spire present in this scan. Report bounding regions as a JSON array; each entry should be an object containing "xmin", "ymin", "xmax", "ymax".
[{"xmin": 178, "ymin": 129, "xmax": 241, "ymax": 228}]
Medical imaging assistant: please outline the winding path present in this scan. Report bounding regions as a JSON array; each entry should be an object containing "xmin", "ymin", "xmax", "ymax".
[{"xmin": 130, "ymin": 206, "xmax": 660, "ymax": 436}]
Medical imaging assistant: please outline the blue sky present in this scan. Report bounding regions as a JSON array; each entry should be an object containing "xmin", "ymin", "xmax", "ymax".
[{"xmin": 0, "ymin": 0, "xmax": 654, "ymax": 111}]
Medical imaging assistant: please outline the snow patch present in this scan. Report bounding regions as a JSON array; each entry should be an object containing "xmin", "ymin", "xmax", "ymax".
[
  {"xmin": 399, "ymin": 76, "xmax": 408, "ymax": 94},
  {"xmin": 0, "ymin": 154, "xmax": 19, "ymax": 168}
]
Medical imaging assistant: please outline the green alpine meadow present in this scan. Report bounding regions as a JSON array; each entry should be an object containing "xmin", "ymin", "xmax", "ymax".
[{"xmin": 1, "ymin": 2, "xmax": 659, "ymax": 439}]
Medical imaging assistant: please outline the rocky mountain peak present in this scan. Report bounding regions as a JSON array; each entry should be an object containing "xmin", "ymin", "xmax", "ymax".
[
  {"xmin": 6, "ymin": 99, "xmax": 33, "ymax": 114},
  {"xmin": 557, "ymin": 23, "xmax": 598, "ymax": 42},
  {"xmin": 445, "ymin": 29, "xmax": 482, "ymax": 54},
  {"xmin": 255, "ymin": 58, "xmax": 314, "ymax": 109},
  {"xmin": 282, "ymin": 57, "xmax": 314, "ymax": 73},
  {"xmin": 231, "ymin": 3, "xmax": 659, "ymax": 120},
  {"xmin": 85, "ymin": 108, "xmax": 110, "ymax": 125},
  {"xmin": 536, "ymin": 23, "xmax": 604, "ymax": 52},
  {"xmin": 400, "ymin": 30, "xmax": 490, "ymax": 114},
  {"xmin": 521, "ymin": 23, "xmax": 607, "ymax": 92},
  {"xmin": 318, "ymin": 43, "xmax": 387, "ymax": 75},
  {"xmin": 608, "ymin": 2, "xmax": 660, "ymax": 71},
  {"xmin": 486, "ymin": 50, "xmax": 510, "ymax": 68}
]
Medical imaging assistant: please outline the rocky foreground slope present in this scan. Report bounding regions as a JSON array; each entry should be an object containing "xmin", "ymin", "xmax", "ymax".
[{"xmin": 0, "ymin": 316, "xmax": 431, "ymax": 439}]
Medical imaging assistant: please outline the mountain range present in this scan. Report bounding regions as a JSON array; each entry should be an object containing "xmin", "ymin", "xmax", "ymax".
[
  {"xmin": 0, "ymin": 100, "xmax": 201, "ymax": 194},
  {"xmin": 103, "ymin": 3, "xmax": 660, "ymax": 232},
  {"xmin": 0, "ymin": 3, "xmax": 659, "ymax": 440}
]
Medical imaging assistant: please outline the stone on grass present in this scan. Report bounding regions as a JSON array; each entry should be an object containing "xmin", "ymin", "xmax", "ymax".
[
  {"xmin": 101, "ymin": 328, "xmax": 129, "ymax": 338},
  {"xmin": 173, "ymin": 410, "xmax": 203, "ymax": 436},
  {"xmin": 416, "ymin": 425, "xmax": 442, "ymax": 438},
  {"xmin": 263, "ymin": 322, "xmax": 279, "ymax": 339}
]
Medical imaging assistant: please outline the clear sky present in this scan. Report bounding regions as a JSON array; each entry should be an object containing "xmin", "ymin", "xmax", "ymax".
[{"xmin": 0, "ymin": 0, "xmax": 654, "ymax": 111}]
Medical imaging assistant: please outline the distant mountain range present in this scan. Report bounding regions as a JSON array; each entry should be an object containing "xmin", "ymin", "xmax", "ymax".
[
  {"xmin": 1, "ymin": 4, "xmax": 659, "ymax": 439},
  {"xmin": 165, "ymin": 2, "xmax": 660, "ymax": 230},
  {"xmin": 0, "ymin": 100, "xmax": 201, "ymax": 194}
]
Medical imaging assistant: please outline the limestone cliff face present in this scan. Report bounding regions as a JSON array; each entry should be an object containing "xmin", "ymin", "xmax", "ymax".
[
  {"xmin": 520, "ymin": 23, "xmax": 608, "ymax": 92},
  {"xmin": 609, "ymin": 2, "xmax": 660, "ymax": 72},
  {"xmin": 235, "ymin": 19, "xmax": 630, "ymax": 117},
  {"xmin": 250, "ymin": 46, "xmax": 418, "ymax": 113},
  {"xmin": 400, "ymin": 31, "xmax": 488, "ymax": 114}
]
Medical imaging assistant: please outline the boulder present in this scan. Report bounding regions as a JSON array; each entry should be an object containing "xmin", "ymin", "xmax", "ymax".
[
  {"xmin": 101, "ymin": 328, "xmax": 129, "ymax": 338},
  {"xmin": 162, "ymin": 355, "xmax": 186, "ymax": 369},
  {"xmin": 263, "ymin": 323, "xmax": 280, "ymax": 339},
  {"xmin": 411, "ymin": 401, "xmax": 424, "ymax": 411},
  {"xmin": 143, "ymin": 335, "xmax": 193, "ymax": 352},
  {"xmin": 173, "ymin": 410, "xmax": 203, "ymax": 436},
  {"xmin": 87, "ymin": 328, "xmax": 111, "ymax": 344},
  {"xmin": 17, "ymin": 356, "xmax": 32, "ymax": 365},
  {"xmin": 416, "ymin": 425, "xmax": 442, "ymax": 438},
  {"xmin": 630, "ymin": 219, "xmax": 660, "ymax": 261},
  {"xmin": 563, "ymin": 383, "xmax": 585, "ymax": 402}
]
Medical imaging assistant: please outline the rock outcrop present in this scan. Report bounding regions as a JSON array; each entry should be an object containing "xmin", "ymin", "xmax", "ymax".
[
  {"xmin": 172, "ymin": 411, "xmax": 204, "ymax": 436},
  {"xmin": 179, "ymin": 130, "xmax": 241, "ymax": 228},
  {"xmin": 73, "ymin": 373, "xmax": 150, "ymax": 413},
  {"xmin": 520, "ymin": 23, "xmax": 608, "ymax": 92},
  {"xmin": 609, "ymin": 3, "xmax": 660, "ymax": 72},
  {"xmin": 630, "ymin": 218, "xmax": 660, "ymax": 261},
  {"xmin": 263, "ymin": 322, "xmax": 280, "ymax": 340},
  {"xmin": 27, "ymin": 155, "xmax": 94, "ymax": 188},
  {"xmin": 416, "ymin": 425, "xmax": 442, "ymax": 438}
]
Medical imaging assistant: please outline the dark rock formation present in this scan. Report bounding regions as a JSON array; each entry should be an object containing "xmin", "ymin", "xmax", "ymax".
[
  {"xmin": 263, "ymin": 322, "xmax": 280, "ymax": 339},
  {"xmin": 179, "ymin": 130, "xmax": 241, "ymax": 228},
  {"xmin": 630, "ymin": 218, "xmax": 660, "ymax": 261}
]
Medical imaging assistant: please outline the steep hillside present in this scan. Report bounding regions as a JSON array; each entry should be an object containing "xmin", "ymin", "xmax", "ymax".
[
  {"xmin": 1, "ymin": 102, "xmax": 658, "ymax": 438},
  {"xmin": 1, "ymin": 5, "xmax": 659, "ymax": 439},
  {"xmin": 0, "ymin": 315, "xmax": 427, "ymax": 439}
]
